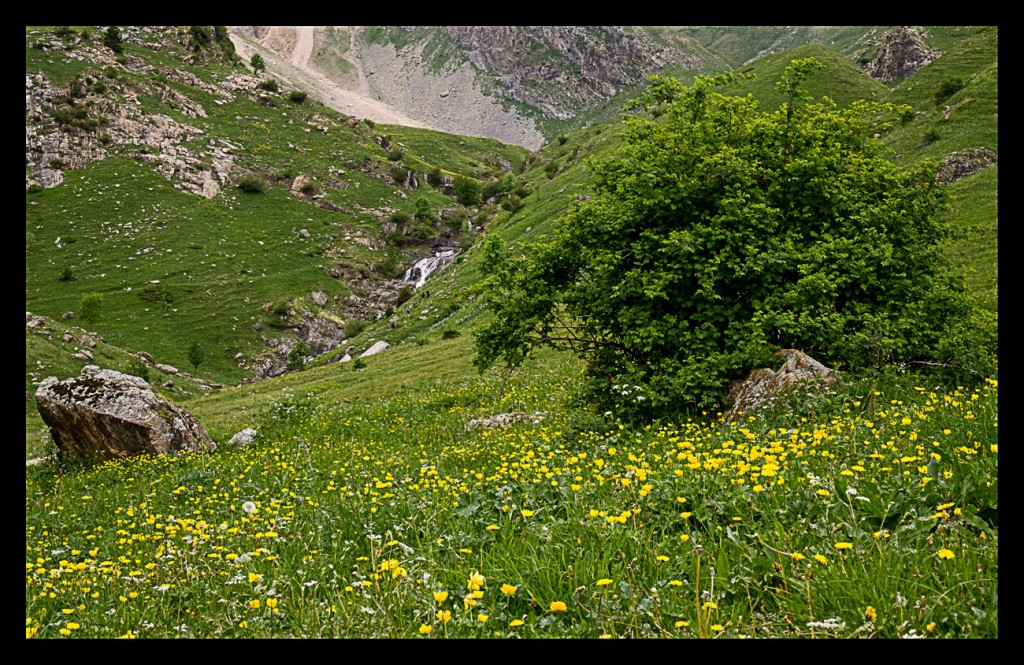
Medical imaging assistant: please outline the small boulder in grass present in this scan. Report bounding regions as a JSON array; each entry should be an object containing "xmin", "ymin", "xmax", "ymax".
[{"xmin": 228, "ymin": 428, "xmax": 259, "ymax": 448}]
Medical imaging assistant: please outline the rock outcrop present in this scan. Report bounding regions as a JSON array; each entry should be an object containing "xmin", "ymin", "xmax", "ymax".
[
  {"xmin": 725, "ymin": 350, "xmax": 837, "ymax": 422},
  {"xmin": 937, "ymin": 148, "xmax": 997, "ymax": 184},
  {"xmin": 35, "ymin": 365, "xmax": 216, "ymax": 461},
  {"xmin": 865, "ymin": 27, "xmax": 941, "ymax": 82},
  {"xmin": 467, "ymin": 412, "xmax": 547, "ymax": 431}
]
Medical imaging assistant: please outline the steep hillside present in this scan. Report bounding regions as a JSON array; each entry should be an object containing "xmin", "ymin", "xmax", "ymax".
[
  {"xmin": 26, "ymin": 25, "xmax": 531, "ymax": 392},
  {"xmin": 229, "ymin": 26, "xmax": 718, "ymax": 148}
]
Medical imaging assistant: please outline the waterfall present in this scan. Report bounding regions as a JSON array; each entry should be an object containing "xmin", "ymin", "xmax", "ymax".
[{"xmin": 403, "ymin": 248, "xmax": 457, "ymax": 289}]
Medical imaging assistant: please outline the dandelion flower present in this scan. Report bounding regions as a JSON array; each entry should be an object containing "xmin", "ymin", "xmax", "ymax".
[
  {"xmin": 865, "ymin": 606, "xmax": 877, "ymax": 621},
  {"xmin": 937, "ymin": 549, "xmax": 955, "ymax": 560},
  {"xmin": 521, "ymin": 509, "xmax": 535, "ymax": 517},
  {"xmin": 834, "ymin": 542, "xmax": 853, "ymax": 550},
  {"xmin": 596, "ymin": 578, "xmax": 613, "ymax": 587},
  {"xmin": 813, "ymin": 554, "xmax": 828, "ymax": 565},
  {"xmin": 510, "ymin": 619, "xmax": 525, "ymax": 627},
  {"xmin": 242, "ymin": 501, "xmax": 256, "ymax": 514},
  {"xmin": 674, "ymin": 620, "xmax": 690, "ymax": 628},
  {"xmin": 467, "ymin": 571, "xmax": 486, "ymax": 590},
  {"xmin": 656, "ymin": 555, "xmax": 670, "ymax": 562},
  {"xmin": 550, "ymin": 601, "xmax": 567, "ymax": 612}
]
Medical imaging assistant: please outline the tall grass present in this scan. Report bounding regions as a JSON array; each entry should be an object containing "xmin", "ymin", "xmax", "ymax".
[{"xmin": 26, "ymin": 367, "xmax": 997, "ymax": 638}]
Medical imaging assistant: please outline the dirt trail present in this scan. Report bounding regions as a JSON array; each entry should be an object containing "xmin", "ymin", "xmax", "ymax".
[
  {"xmin": 229, "ymin": 28, "xmax": 427, "ymax": 129},
  {"xmin": 291, "ymin": 26, "xmax": 314, "ymax": 69}
]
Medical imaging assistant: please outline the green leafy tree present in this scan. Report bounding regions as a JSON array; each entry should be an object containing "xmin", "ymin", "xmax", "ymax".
[
  {"xmin": 187, "ymin": 341, "xmax": 205, "ymax": 373},
  {"xmin": 473, "ymin": 60, "xmax": 996, "ymax": 419},
  {"xmin": 78, "ymin": 292, "xmax": 103, "ymax": 327},
  {"xmin": 103, "ymin": 26, "xmax": 123, "ymax": 54},
  {"xmin": 251, "ymin": 53, "xmax": 266, "ymax": 75},
  {"xmin": 287, "ymin": 341, "xmax": 310, "ymax": 371},
  {"xmin": 452, "ymin": 176, "xmax": 482, "ymax": 206}
]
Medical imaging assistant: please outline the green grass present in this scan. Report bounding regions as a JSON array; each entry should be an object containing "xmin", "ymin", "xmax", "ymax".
[
  {"xmin": 25, "ymin": 367, "xmax": 998, "ymax": 638},
  {"xmin": 26, "ymin": 27, "xmax": 998, "ymax": 639}
]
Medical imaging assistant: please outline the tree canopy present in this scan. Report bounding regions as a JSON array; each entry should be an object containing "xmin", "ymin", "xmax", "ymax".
[{"xmin": 473, "ymin": 59, "xmax": 996, "ymax": 420}]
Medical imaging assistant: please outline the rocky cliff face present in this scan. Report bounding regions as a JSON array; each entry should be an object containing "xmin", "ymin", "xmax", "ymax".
[
  {"xmin": 440, "ymin": 26, "xmax": 702, "ymax": 120},
  {"xmin": 25, "ymin": 27, "xmax": 241, "ymax": 195},
  {"xmin": 865, "ymin": 26, "xmax": 941, "ymax": 83},
  {"xmin": 231, "ymin": 26, "xmax": 709, "ymax": 148}
]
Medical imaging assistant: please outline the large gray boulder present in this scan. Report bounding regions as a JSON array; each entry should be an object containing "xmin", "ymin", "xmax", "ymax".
[{"xmin": 35, "ymin": 365, "xmax": 216, "ymax": 462}]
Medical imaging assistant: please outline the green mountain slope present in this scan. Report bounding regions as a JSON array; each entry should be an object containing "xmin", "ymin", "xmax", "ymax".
[{"xmin": 26, "ymin": 27, "xmax": 997, "ymax": 456}]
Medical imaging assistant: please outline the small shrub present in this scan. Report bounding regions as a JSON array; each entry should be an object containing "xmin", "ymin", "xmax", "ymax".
[
  {"xmin": 299, "ymin": 181, "xmax": 319, "ymax": 196},
  {"xmin": 27, "ymin": 183, "xmax": 44, "ymax": 195},
  {"xmin": 441, "ymin": 329, "xmax": 461, "ymax": 340},
  {"xmin": 287, "ymin": 340, "xmax": 310, "ymax": 371},
  {"xmin": 923, "ymin": 128, "xmax": 941, "ymax": 144},
  {"xmin": 934, "ymin": 77, "xmax": 966, "ymax": 106},
  {"xmin": 453, "ymin": 176, "xmax": 482, "ymax": 206},
  {"xmin": 429, "ymin": 167, "xmax": 444, "ymax": 187},
  {"xmin": 480, "ymin": 179, "xmax": 503, "ymax": 201},
  {"xmin": 390, "ymin": 165, "xmax": 408, "ymax": 183},
  {"xmin": 103, "ymin": 26, "xmax": 123, "ymax": 54},
  {"xmin": 346, "ymin": 319, "xmax": 367, "ymax": 338},
  {"xmin": 388, "ymin": 149, "xmax": 404, "ymax": 162},
  {"xmin": 128, "ymin": 358, "xmax": 150, "ymax": 383},
  {"xmin": 59, "ymin": 266, "xmax": 75, "ymax": 282},
  {"xmin": 395, "ymin": 285, "xmax": 414, "ymax": 307},
  {"xmin": 49, "ymin": 158, "xmax": 64, "ymax": 169},
  {"xmin": 272, "ymin": 301, "xmax": 290, "ymax": 318},
  {"xmin": 501, "ymin": 194, "xmax": 524, "ymax": 213},
  {"xmin": 415, "ymin": 198, "xmax": 435, "ymax": 223},
  {"xmin": 78, "ymin": 292, "xmax": 103, "ymax": 326},
  {"xmin": 352, "ymin": 358, "xmax": 367, "ymax": 371},
  {"xmin": 557, "ymin": 135, "xmax": 568, "ymax": 145},
  {"xmin": 236, "ymin": 176, "xmax": 268, "ymax": 194},
  {"xmin": 364, "ymin": 119, "xmax": 375, "ymax": 129},
  {"xmin": 258, "ymin": 79, "xmax": 280, "ymax": 93},
  {"xmin": 138, "ymin": 284, "xmax": 174, "ymax": 304},
  {"xmin": 190, "ymin": 26, "xmax": 212, "ymax": 47},
  {"xmin": 288, "ymin": 90, "xmax": 308, "ymax": 104},
  {"xmin": 250, "ymin": 53, "xmax": 266, "ymax": 74},
  {"xmin": 390, "ymin": 211, "xmax": 411, "ymax": 225},
  {"xmin": 187, "ymin": 341, "xmax": 205, "ymax": 373}
]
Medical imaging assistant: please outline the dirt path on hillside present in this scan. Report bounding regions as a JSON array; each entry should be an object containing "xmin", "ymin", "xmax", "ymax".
[
  {"xmin": 291, "ymin": 26, "xmax": 314, "ymax": 69},
  {"xmin": 230, "ymin": 28, "xmax": 427, "ymax": 129}
]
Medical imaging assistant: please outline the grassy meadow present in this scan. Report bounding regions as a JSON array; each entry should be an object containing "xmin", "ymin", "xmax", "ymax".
[
  {"xmin": 26, "ymin": 26, "xmax": 997, "ymax": 639},
  {"xmin": 25, "ymin": 362, "xmax": 998, "ymax": 638}
]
